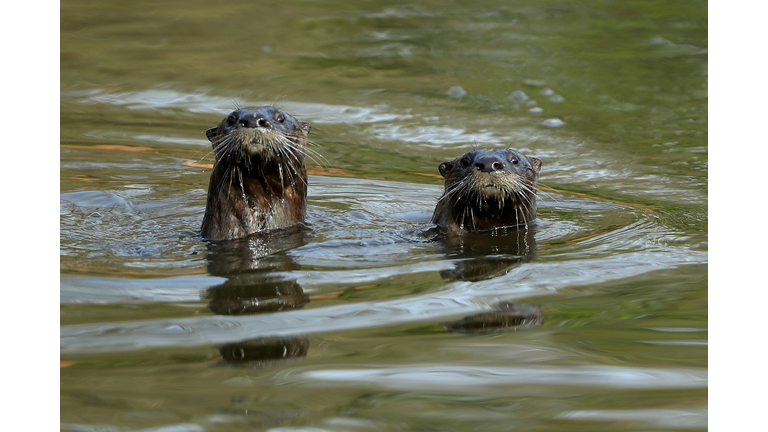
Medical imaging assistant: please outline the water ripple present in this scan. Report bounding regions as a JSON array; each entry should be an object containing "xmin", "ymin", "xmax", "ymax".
[
  {"xmin": 299, "ymin": 364, "xmax": 707, "ymax": 391},
  {"xmin": 558, "ymin": 408, "xmax": 707, "ymax": 429},
  {"xmin": 60, "ymin": 249, "xmax": 705, "ymax": 354}
]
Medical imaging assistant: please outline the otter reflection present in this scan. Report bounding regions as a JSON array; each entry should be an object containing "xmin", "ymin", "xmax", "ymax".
[
  {"xmin": 436, "ymin": 226, "xmax": 543, "ymax": 334},
  {"xmin": 438, "ymin": 225, "xmax": 537, "ymax": 282},
  {"xmin": 203, "ymin": 226, "xmax": 311, "ymax": 366},
  {"xmin": 445, "ymin": 301, "xmax": 542, "ymax": 334},
  {"xmin": 220, "ymin": 336, "xmax": 309, "ymax": 368},
  {"xmin": 206, "ymin": 275, "xmax": 308, "ymax": 315},
  {"xmin": 203, "ymin": 225, "xmax": 310, "ymax": 315}
]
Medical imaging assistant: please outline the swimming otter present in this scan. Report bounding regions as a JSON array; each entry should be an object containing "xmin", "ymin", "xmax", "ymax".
[
  {"xmin": 431, "ymin": 149, "xmax": 542, "ymax": 233},
  {"xmin": 201, "ymin": 107, "xmax": 311, "ymax": 240}
]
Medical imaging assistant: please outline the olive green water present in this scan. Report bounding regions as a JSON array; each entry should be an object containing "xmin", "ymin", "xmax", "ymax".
[{"xmin": 61, "ymin": 1, "xmax": 707, "ymax": 431}]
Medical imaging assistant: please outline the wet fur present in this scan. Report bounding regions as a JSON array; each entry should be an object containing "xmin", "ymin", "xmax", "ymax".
[
  {"xmin": 201, "ymin": 107, "xmax": 311, "ymax": 240},
  {"xmin": 432, "ymin": 149, "xmax": 542, "ymax": 233}
]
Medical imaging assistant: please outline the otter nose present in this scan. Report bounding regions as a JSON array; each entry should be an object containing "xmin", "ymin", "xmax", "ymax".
[
  {"xmin": 474, "ymin": 155, "xmax": 505, "ymax": 173},
  {"xmin": 238, "ymin": 114, "xmax": 271, "ymax": 129}
]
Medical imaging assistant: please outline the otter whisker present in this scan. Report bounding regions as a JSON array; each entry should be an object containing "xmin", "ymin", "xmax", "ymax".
[
  {"xmin": 302, "ymin": 147, "xmax": 328, "ymax": 167},
  {"xmin": 286, "ymin": 145, "xmax": 317, "ymax": 172},
  {"xmin": 195, "ymin": 149, "xmax": 216, "ymax": 165},
  {"xmin": 521, "ymin": 203, "xmax": 529, "ymax": 227},
  {"xmin": 534, "ymin": 182, "xmax": 561, "ymax": 204},
  {"xmin": 437, "ymin": 179, "xmax": 469, "ymax": 204},
  {"xmin": 276, "ymin": 145, "xmax": 304, "ymax": 189},
  {"xmin": 221, "ymin": 165, "xmax": 236, "ymax": 202},
  {"xmin": 277, "ymin": 136, "xmax": 307, "ymax": 167},
  {"xmin": 294, "ymin": 138, "xmax": 328, "ymax": 166},
  {"xmin": 274, "ymin": 142, "xmax": 308, "ymax": 188},
  {"xmin": 192, "ymin": 143, "xmax": 216, "ymax": 162}
]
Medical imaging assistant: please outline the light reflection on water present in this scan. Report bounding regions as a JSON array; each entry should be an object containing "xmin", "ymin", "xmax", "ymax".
[
  {"xmin": 298, "ymin": 365, "xmax": 707, "ymax": 390},
  {"xmin": 64, "ymin": 86, "xmax": 706, "ymax": 204},
  {"xmin": 72, "ymin": 88, "xmax": 408, "ymax": 124},
  {"xmin": 558, "ymin": 408, "xmax": 708, "ymax": 429}
]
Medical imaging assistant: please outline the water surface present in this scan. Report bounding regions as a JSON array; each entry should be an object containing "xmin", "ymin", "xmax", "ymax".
[{"xmin": 61, "ymin": 1, "xmax": 707, "ymax": 431}]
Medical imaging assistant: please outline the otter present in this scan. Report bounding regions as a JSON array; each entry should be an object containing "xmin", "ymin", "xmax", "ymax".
[
  {"xmin": 201, "ymin": 107, "xmax": 312, "ymax": 240},
  {"xmin": 431, "ymin": 149, "xmax": 542, "ymax": 233}
]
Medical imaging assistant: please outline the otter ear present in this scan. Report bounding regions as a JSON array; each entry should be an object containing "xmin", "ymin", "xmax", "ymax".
[
  {"xmin": 205, "ymin": 127, "xmax": 218, "ymax": 142},
  {"xmin": 300, "ymin": 121, "xmax": 311, "ymax": 134},
  {"xmin": 529, "ymin": 157, "xmax": 542, "ymax": 173},
  {"xmin": 438, "ymin": 161, "xmax": 454, "ymax": 178}
]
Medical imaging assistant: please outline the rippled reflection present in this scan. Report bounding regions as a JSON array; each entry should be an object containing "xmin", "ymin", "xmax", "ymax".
[
  {"xmin": 437, "ymin": 225, "xmax": 538, "ymax": 281},
  {"xmin": 201, "ymin": 227, "xmax": 315, "ymax": 366},
  {"xmin": 444, "ymin": 301, "xmax": 542, "ymax": 334},
  {"xmin": 220, "ymin": 336, "xmax": 309, "ymax": 367},
  {"xmin": 203, "ymin": 226, "xmax": 311, "ymax": 316}
]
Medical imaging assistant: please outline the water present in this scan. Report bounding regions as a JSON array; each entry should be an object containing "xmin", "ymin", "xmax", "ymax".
[{"xmin": 61, "ymin": 1, "xmax": 707, "ymax": 430}]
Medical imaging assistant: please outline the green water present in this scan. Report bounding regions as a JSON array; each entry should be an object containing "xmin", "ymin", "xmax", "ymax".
[{"xmin": 61, "ymin": 1, "xmax": 707, "ymax": 431}]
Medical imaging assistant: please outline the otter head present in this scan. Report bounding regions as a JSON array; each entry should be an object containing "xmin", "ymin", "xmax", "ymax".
[
  {"xmin": 205, "ymin": 107, "xmax": 311, "ymax": 168},
  {"xmin": 433, "ymin": 149, "xmax": 542, "ymax": 232},
  {"xmin": 200, "ymin": 107, "xmax": 312, "ymax": 241}
]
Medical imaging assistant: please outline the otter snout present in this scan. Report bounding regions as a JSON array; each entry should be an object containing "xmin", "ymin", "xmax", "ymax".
[
  {"xmin": 237, "ymin": 112, "xmax": 272, "ymax": 129},
  {"xmin": 233, "ymin": 110, "xmax": 310, "ymax": 135},
  {"xmin": 474, "ymin": 154, "xmax": 506, "ymax": 173}
]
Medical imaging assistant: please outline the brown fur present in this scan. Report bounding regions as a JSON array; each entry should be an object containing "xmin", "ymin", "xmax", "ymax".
[
  {"xmin": 432, "ymin": 149, "xmax": 541, "ymax": 233},
  {"xmin": 201, "ymin": 107, "xmax": 311, "ymax": 240}
]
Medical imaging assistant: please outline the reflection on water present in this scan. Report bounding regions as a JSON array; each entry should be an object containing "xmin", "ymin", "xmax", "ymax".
[
  {"xmin": 206, "ymin": 279, "xmax": 309, "ymax": 316},
  {"xmin": 202, "ymin": 222, "xmax": 542, "ymax": 360},
  {"xmin": 203, "ymin": 229, "xmax": 313, "ymax": 366},
  {"xmin": 436, "ymin": 226, "xmax": 537, "ymax": 281},
  {"xmin": 61, "ymin": 0, "xmax": 706, "ymax": 430},
  {"xmin": 204, "ymin": 227, "xmax": 311, "ymax": 315},
  {"xmin": 220, "ymin": 336, "xmax": 309, "ymax": 368},
  {"xmin": 444, "ymin": 301, "xmax": 543, "ymax": 334}
]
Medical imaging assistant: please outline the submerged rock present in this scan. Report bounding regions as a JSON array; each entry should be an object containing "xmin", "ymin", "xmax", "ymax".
[
  {"xmin": 543, "ymin": 118, "xmax": 565, "ymax": 127},
  {"xmin": 447, "ymin": 86, "xmax": 467, "ymax": 99},
  {"xmin": 509, "ymin": 90, "xmax": 529, "ymax": 103}
]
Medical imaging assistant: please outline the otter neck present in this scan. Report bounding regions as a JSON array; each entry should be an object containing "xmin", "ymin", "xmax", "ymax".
[
  {"xmin": 201, "ymin": 158, "xmax": 307, "ymax": 240},
  {"xmin": 433, "ymin": 193, "xmax": 537, "ymax": 233}
]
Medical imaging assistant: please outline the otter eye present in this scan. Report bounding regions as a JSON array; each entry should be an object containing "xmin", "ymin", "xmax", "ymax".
[
  {"xmin": 510, "ymin": 156, "xmax": 519, "ymax": 165},
  {"xmin": 460, "ymin": 157, "xmax": 471, "ymax": 167},
  {"xmin": 276, "ymin": 114, "xmax": 285, "ymax": 124},
  {"xmin": 239, "ymin": 120, "xmax": 247, "ymax": 127}
]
